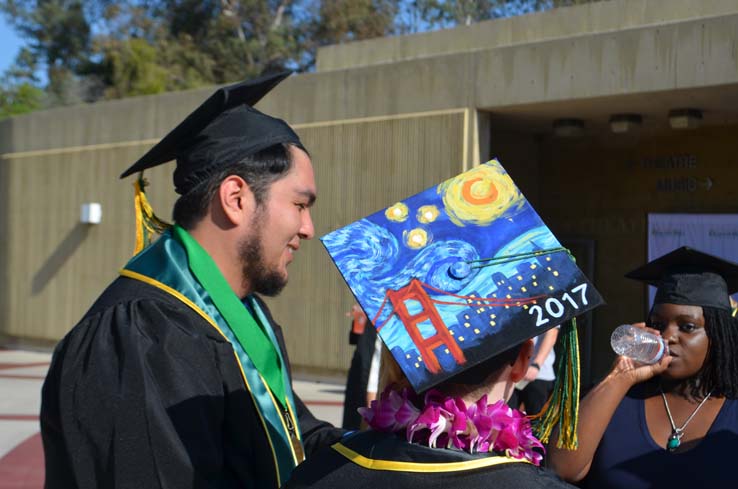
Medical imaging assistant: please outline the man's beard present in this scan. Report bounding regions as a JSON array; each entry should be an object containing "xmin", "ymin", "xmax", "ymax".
[{"xmin": 239, "ymin": 232, "xmax": 287, "ymax": 297}]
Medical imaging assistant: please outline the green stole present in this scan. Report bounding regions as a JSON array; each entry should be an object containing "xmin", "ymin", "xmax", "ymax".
[{"xmin": 120, "ymin": 227, "xmax": 303, "ymax": 486}]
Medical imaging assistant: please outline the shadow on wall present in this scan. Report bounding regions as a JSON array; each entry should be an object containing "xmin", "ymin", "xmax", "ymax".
[{"xmin": 32, "ymin": 223, "xmax": 91, "ymax": 295}]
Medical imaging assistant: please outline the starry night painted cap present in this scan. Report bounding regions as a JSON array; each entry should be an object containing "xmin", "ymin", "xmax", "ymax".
[
  {"xmin": 120, "ymin": 71, "xmax": 304, "ymax": 195},
  {"xmin": 321, "ymin": 159, "xmax": 604, "ymax": 393},
  {"xmin": 626, "ymin": 246, "xmax": 738, "ymax": 311}
]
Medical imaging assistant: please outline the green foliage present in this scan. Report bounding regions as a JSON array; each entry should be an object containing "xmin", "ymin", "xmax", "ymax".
[
  {"xmin": 0, "ymin": 82, "xmax": 44, "ymax": 119},
  {"xmin": 412, "ymin": 0, "xmax": 500, "ymax": 28},
  {"xmin": 3, "ymin": 0, "xmax": 93, "ymax": 101},
  {"xmin": 100, "ymin": 38, "xmax": 169, "ymax": 97},
  {"xmin": 0, "ymin": 46, "xmax": 44, "ymax": 118},
  {"xmin": 314, "ymin": 0, "xmax": 397, "ymax": 45}
]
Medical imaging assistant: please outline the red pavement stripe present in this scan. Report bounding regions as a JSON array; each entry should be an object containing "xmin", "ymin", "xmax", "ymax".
[
  {"xmin": 0, "ymin": 416, "xmax": 38, "ymax": 421},
  {"xmin": 0, "ymin": 432, "xmax": 44, "ymax": 489},
  {"xmin": 302, "ymin": 400, "xmax": 343, "ymax": 407},
  {"xmin": 0, "ymin": 363, "xmax": 49, "ymax": 371},
  {"xmin": 0, "ymin": 375, "xmax": 46, "ymax": 380}
]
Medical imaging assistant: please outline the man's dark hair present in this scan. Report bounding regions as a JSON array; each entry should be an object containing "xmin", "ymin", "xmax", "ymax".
[
  {"xmin": 699, "ymin": 306, "xmax": 738, "ymax": 399},
  {"xmin": 172, "ymin": 143, "xmax": 298, "ymax": 229}
]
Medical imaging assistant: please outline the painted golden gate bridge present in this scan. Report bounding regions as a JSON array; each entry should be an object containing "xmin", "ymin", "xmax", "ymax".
[{"xmin": 371, "ymin": 278, "xmax": 545, "ymax": 374}]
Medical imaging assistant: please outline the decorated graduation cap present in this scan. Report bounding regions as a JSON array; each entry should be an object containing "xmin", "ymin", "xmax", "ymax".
[
  {"xmin": 120, "ymin": 71, "xmax": 303, "ymax": 253},
  {"xmin": 626, "ymin": 246, "xmax": 738, "ymax": 311},
  {"xmin": 321, "ymin": 159, "xmax": 604, "ymax": 448}
]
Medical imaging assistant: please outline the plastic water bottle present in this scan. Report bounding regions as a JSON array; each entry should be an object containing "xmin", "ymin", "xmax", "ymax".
[{"xmin": 610, "ymin": 324, "xmax": 668, "ymax": 364}]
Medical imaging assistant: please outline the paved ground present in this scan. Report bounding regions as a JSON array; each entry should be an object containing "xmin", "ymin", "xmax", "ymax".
[{"xmin": 0, "ymin": 347, "xmax": 346, "ymax": 489}]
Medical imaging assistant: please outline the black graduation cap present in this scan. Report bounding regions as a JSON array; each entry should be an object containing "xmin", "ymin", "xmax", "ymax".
[
  {"xmin": 625, "ymin": 246, "xmax": 738, "ymax": 311},
  {"xmin": 120, "ymin": 71, "xmax": 303, "ymax": 195}
]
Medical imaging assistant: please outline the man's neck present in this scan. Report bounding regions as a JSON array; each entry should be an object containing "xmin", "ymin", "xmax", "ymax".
[{"xmin": 462, "ymin": 380, "xmax": 514, "ymax": 406}]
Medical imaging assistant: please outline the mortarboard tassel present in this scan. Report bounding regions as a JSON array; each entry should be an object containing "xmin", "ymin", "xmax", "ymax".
[
  {"xmin": 132, "ymin": 174, "xmax": 171, "ymax": 255},
  {"xmin": 531, "ymin": 317, "xmax": 580, "ymax": 450}
]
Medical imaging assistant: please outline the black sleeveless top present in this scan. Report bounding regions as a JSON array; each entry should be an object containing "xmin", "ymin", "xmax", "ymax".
[{"xmin": 581, "ymin": 387, "xmax": 738, "ymax": 489}]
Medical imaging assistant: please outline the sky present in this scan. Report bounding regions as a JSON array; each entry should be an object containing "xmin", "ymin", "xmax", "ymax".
[{"xmin": 0, "ymin": 15, "xmax": 22, "ymax": 75}]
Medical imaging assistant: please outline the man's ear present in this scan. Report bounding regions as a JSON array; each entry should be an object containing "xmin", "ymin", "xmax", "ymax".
[
  {"xmin": 218, "ymin": 175, "xmax": 254, "ymax": 226},
  {"xmin": 510, "ymin": 339, "xmax": 534, "ymax": 383}
]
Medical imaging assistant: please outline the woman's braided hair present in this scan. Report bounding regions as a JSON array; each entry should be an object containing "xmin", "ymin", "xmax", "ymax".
[{"xmin": 698, "ymin": 306, "xmax": 738, "ymax": 399}]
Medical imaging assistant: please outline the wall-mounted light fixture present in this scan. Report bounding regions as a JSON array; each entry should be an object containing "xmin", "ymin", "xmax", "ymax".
[
  {"xmin": 552, "ymin": 118, "xmax": 585, "ymax": 137},
  {"xmin": 609, "ymin": 113, "xmax": 642, "ymax": 133},
  {"xmin": 80, "ymin": 203, "xmax": 102, "ymax": 224},
  {"xmin": 668, "ymin": 108, "xmax": 702, "ymax": 130}
]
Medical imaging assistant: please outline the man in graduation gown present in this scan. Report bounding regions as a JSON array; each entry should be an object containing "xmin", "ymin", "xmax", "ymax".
[{"xmin": 40, "ymin": 72, "xmax": 344, "ymax": 489}]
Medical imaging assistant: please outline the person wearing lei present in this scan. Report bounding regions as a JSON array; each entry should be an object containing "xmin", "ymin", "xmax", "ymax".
[
  {"xmin": 548, "ymin": 247, "xmax": 738, "ymax": 489},
  {"xmin": 286, "ymin": 339, "xmax": 577, "ymax": 488}
]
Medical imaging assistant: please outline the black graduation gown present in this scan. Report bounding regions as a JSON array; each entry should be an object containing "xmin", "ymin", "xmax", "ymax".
[
  {"xmin": 40, "ymin": 276, "xmax": 344, "ymax": 489},
  {"xmin": 285, "ymin": 430, "xmax": 575, "ymax": 489}
]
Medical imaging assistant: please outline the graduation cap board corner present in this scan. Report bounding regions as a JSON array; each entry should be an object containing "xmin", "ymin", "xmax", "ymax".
[{"xmin": 321, "ymin": 159, "xmax": 604, "ymax": 393}]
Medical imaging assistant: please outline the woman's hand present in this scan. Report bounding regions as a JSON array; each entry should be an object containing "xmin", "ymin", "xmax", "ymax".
[
  {"xmin": 548, "ymin": 323, "xmax": 670, "ymax": 482},
  {"xmin": 608, "ymin": 322, "xmax": 672, "ymax": 386}
]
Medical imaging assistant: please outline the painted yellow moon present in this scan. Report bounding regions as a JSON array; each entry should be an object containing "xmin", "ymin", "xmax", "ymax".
[{"xmin": 438, "ymin": 162, "xmax": 522, "ymax": 226}]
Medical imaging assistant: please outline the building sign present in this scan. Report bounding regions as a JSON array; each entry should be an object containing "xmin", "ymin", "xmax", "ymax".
[
  {"xmin": 627, "ymin": 154, "xmax": 713, "ymax": 193},
  {"xmin": 638, "ymin": 154, "xmax": 698, "ymax": 170},
  {"xmin": 655, "ymin": 176, "xmax": 712, "ymax": 193}
]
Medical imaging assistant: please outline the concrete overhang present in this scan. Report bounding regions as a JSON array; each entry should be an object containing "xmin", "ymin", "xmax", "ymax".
[
  {"xmin": 316, "ymin": 0, "xmax": 738, "ymax": 73},
  {"xmin": 487, "ymin": 82, "xmax": 738, "ymax": 136},
  {"xmin": 265, "ymin": 10, "xmax": 738, "ymax": 138}
]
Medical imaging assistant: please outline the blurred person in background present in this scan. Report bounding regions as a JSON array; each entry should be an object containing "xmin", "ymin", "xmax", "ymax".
[{"xmin": 343, "ymin": 304, "xmax": 382, "ymax": 430}]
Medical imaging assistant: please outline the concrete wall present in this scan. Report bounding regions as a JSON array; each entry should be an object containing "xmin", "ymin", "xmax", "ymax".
[
  {"xmin": 0, "ymin": 106, "xmax": 469, "ymax": 375},
  {"xmin": 0, "ymin": 89, "xmax": 213, "ymax": 344},
  {"xmin": 0, "ymin": 145, "xmax": 174, "ymax": 342},
  {"xmin": 317, "ymin": 0, "xmax": 738, "ymax": 72}
]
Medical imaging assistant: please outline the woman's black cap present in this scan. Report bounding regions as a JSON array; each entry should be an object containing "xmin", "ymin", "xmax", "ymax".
[
  {"xmin": 625, "ymin": 246, "xmax": 738, "ymax": 311},
  {"xmin": 120, "ymin": 71, "xmax": 303, "ymax": 195}
]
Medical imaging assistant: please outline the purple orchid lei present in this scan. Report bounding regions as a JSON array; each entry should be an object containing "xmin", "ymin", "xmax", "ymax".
[{"xmin": 358, "ymin": 386, "xmax": 544, "ymax": 466}]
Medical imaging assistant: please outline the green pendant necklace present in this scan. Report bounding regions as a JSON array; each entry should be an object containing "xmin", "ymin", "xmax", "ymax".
[{"xmin": 660, "ymin": 389, "xmax": 712, "ymax": 452}]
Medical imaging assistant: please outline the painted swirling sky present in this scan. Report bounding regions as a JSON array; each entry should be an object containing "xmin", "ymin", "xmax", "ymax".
[{"xmin": 321, "ymin": 160, "xmax": 568, "ymax": 354}]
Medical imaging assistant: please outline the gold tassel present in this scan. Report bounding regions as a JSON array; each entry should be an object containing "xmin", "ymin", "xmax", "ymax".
[
  {"xmin": 531, "ymin": 317, "xmax": 580, "ymax": 449},
  {"xmin": 132, "ymin": 174, "xmax": 171, "ymax": 255}
]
